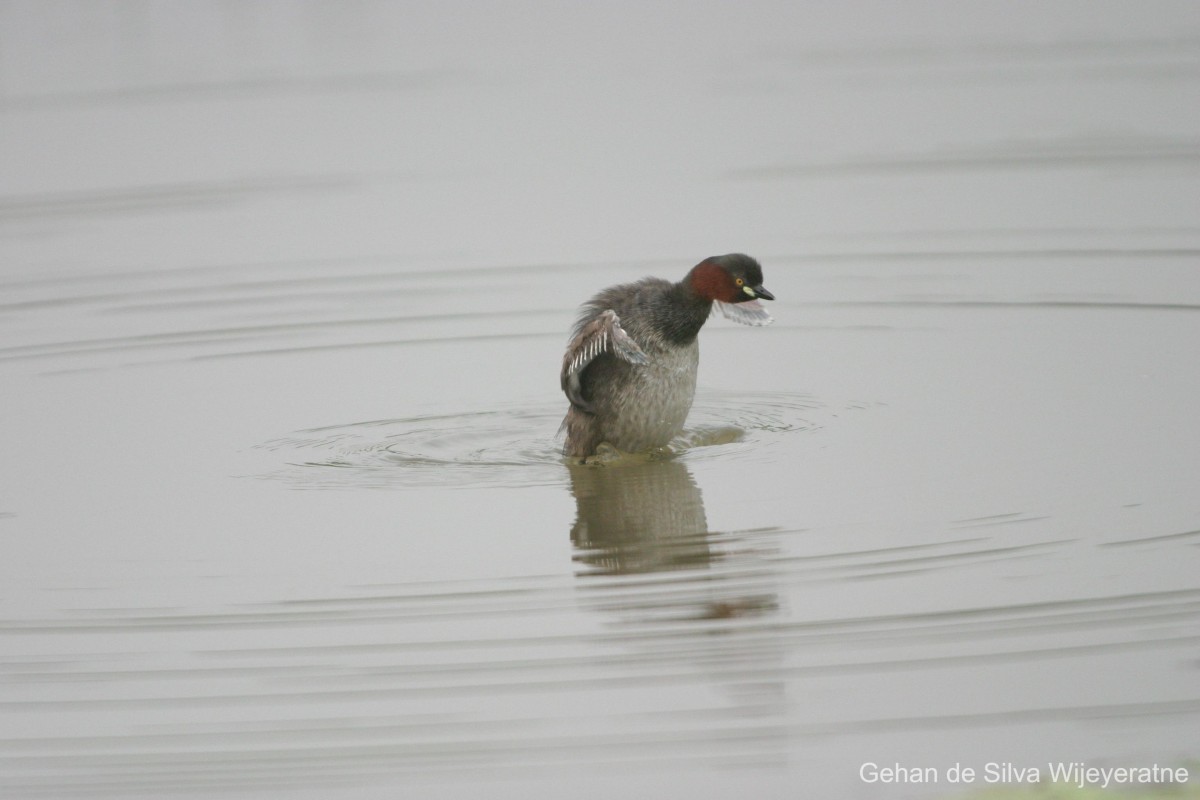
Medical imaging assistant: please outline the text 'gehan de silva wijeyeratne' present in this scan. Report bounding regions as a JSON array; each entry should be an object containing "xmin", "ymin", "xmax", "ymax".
[{"xmin": 860, "ymin": 761, "xmax": 1189, "ymax": 789}]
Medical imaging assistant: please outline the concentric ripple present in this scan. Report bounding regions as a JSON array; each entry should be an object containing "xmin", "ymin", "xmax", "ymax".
[
  {"xmin": 254, "ymin": 391, "xmax": 827, "ymax": 489},
  {"xmin": 682, "ymin": 390, "xmax": 825, "ymax": 443},
  {"xmin": 255, "ymin": 406, "xmax": 564, "ymax": 489}
]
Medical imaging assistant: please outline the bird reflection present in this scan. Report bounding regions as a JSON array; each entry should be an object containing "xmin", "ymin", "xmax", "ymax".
[
  {"xmin": 567, "ymin": 458, "xmax": 777, "ymax": 619},
  {"xmin": 568, "ymin": 459, "xmax": 711, "ymax": 575},
  {"xmin": 566, "ymin": 456, "xmax": 785, "ymax": 758}
]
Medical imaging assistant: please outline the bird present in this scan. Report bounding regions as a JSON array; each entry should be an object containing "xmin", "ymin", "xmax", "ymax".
[{"xmin": 560, "ymin": 253, "xmax": 774, "ymax": 458}]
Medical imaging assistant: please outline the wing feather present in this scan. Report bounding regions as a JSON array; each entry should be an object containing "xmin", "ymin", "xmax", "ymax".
[
  {"xmin": 561, "ymin": 309, "xmax": 648, "ymax": 411},
  {"xmin": 715, "ymin": 299, "xmax": 773, "ymax": 326}
]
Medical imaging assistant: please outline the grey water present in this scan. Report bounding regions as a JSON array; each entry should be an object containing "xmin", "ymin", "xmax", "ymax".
[{"xmin": 2, "ymin": 2, "xmax": 1199, "ymax": 798}]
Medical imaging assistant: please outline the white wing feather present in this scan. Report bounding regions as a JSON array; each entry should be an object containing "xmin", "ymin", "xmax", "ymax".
[
  {"xmin": 715, "ymin": 299, "xmax": 773, "ymax": 326},
  {"xmin": 561, "ymin": 309, "xmax": 648, "ymax": 411}
]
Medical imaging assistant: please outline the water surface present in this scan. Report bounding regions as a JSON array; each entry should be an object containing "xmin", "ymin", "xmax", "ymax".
[{"xmin": 2, "ymin": 3, "xmax": 1199, "ymax": 798}]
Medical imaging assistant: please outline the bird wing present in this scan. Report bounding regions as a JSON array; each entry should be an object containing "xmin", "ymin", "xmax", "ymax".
[
  {"xmin": 715, "ymin": 299, "xmax": 773, "ymax": 327},
  {"xmin": 561, "ymin": 309, "xmax": 649, "ymax": 411}
]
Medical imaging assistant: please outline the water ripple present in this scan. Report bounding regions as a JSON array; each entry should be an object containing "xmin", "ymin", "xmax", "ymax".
[{"xmin": 254, "ymin": 392, "xmax": 825, "ymax": 490}]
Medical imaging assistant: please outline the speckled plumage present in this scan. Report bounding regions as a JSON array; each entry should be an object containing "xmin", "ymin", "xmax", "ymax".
[{"xmin": 560, "ymin": 254, "xmax": 773, "ymax": 458}]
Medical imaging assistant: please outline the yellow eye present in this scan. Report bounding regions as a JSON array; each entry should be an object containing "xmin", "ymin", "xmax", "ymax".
[{"xmin": 735, "ymin": 278, "xmax": 744, "ymax": 286}]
